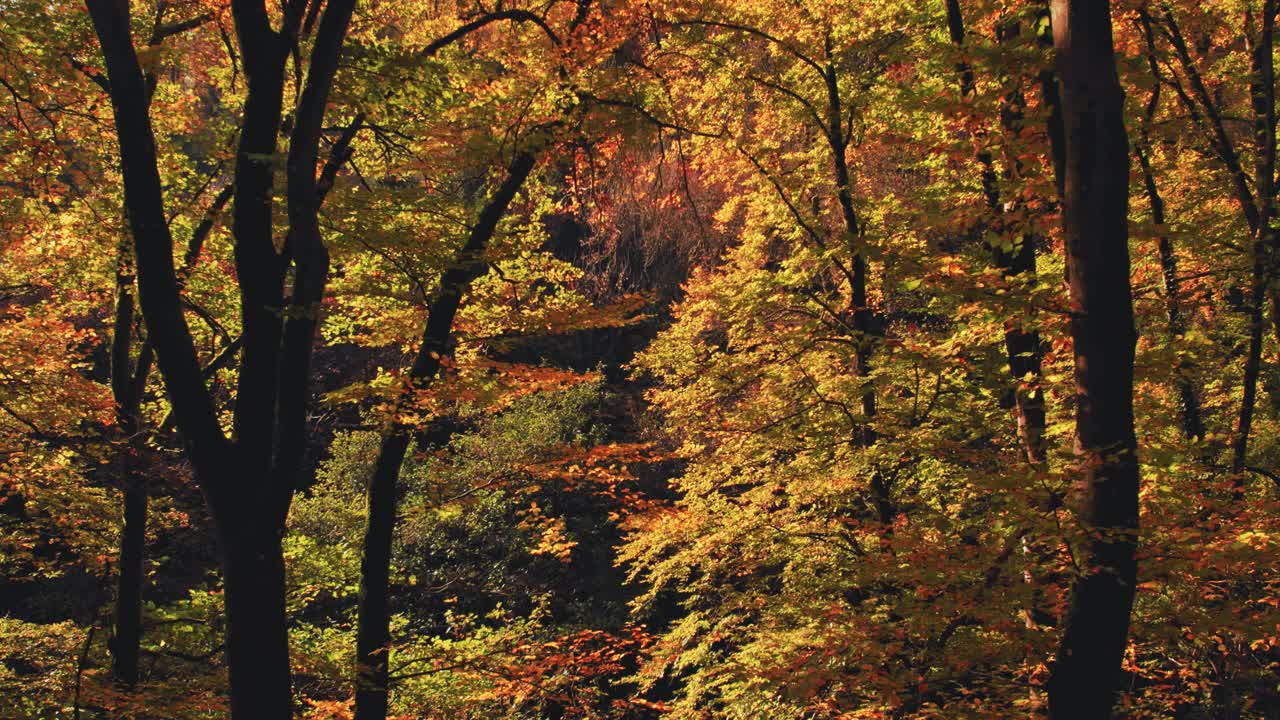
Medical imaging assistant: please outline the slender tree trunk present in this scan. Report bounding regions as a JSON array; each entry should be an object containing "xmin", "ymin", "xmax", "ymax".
[
  {"xmin": 108, "ymin": 285, "xmax": 144, "ymax": 687},
  {"xmin": 818, "ymin": 48, "xmax": 891, "ymax": 522},
  {"xmin": 1134, "ymin": 14, "xmax": 1205, "ymax": 443},
  {"xmin": 222, "ymin": 529, "xmax": 293, "ymax": 720},
  {"xmin": 1135, "ymin": 149, "xmax": 1205, "ymax": 441},
  {"xmin": 111, "ymin": 482, "xmax": 147, "ymax": 686},
  {"xmin": 1046, "ymin": 0, "xmax": 1139, "ymax": 717},
  {"xmin": 1235, "ymin": 258, "xmax": 1268, "ymax": 477},
  {"xmin": 108, "ymin": 179, "xmax": 229, "ymax": 688},
  {"xmin": 108, "ymin": 247, "xmax": 150, "ymax": 688},
  {"xmin": 1231, "ymin": 0, "xmax": 1277, "ymax": 480},
  {"xmin": 1037, "ymin": 3, "xmax": 1067, "ymax": 204},
  {"xmin": 353, "ymin": 433, "xmax": 411, "ymax": 720},
  {"xmin": 353, "ymin": 151, "xmax": 538, "ymax": 720},
  {"xmin": 945, "ymin": 0, "xmax": 1048, "ymax": 466}
]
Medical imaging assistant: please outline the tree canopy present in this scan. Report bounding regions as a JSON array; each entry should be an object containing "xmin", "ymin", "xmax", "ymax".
[{"xmin": 1, "ymin": 0, "xmax": 1279, "ymax": 718}]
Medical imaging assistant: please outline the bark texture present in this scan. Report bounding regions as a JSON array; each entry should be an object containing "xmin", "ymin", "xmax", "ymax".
[{"xmin": 1046, "ymin": 0, "xmax": 1140, "ymax": 716}]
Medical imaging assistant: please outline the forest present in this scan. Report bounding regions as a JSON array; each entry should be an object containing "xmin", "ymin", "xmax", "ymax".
[{"xmin": 0, "ymin": 0, "xmax": 1277, "ymax": 717}]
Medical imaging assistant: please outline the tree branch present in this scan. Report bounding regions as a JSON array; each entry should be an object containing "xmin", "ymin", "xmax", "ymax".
[
  {"xmin": 422, "ymin": 9, "xmax": 561, "ymax": 57},
  {"xmin": 87, "ymin": 0, "xmax": 232, "ymax": 499}
]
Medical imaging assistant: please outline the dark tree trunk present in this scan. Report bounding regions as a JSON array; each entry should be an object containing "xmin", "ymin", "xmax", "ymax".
[
  {"xmin": 353, "ymin": 151, "xmax": 539, "ymax": 720},
  {"xmin": 1235, "ymin": 257, "xmax": 1267, "ymax": 479},
  {"xmin": 1046, "ymin": 0, "xmax": 1140, "ymax": 717},
  {"xmin": 1134, "ymin": 13, "xmax": 1205, "ymax": 443},
  {"xmin": 946, "ymin": 0, "xmax": 1048, "ymax": 466},
  {"xmin": 819, "ymin": 50, "xmax": 892, "ymax": 523},
  {"xmin": 1141, "ymin": 155, "xmax": 1207, "ymax": 443},
  {"xmin": 108, "ymin": 239, "xmax": 153, "ymax": 688},
  {"xmin": 223, "ymin": 530, "xmax": 293, "ymax": 720},
  {"xmin": 89, "ymin": 0, "xmax": 359, "ymax": 715},
  {"xmin": 1231, "ymin": 0, "xmax": 1277, "ymax": 480},
  {"xmin": 110, "ymin": 483, "xmax": 146, "ymax": 687},
  {"xmin": 1135, "ymin": 146, "xmax": 1202, "ymax": 439},
  {"xmin": 353, "ymin": 433, "xmax": 411, "ymax": 720},
  {"xmin": 825, "ymin": 66, "xmax": 877, "ymax": 449},
  {"xmin": 109, "ymin": 180, "xmax": 229, "ymax": 690},
  {"xmin": 1037, "ymin": 3, "xmax": 1067, "ymax": 203}
]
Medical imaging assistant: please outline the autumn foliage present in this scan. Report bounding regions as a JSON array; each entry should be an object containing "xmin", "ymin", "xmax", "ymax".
[{"xmin": 2, "ymin": 0, "xmax": 1280, "ymax": 718}]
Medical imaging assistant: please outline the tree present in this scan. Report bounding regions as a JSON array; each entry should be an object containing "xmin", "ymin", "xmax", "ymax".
[
  {"xmin": 353, "ymin": 147, "xmax": 542, "ymax": 720},
  {"xmin": 345, "ymin": 5, "xmax": 628, "ymax": 715},
  {"xmin": 1045, "ymin": 0, "xmax": 1139, "ymax": 716},
  {"xmin": 944, "ymin": 0, "xmax": 1049, "ymax": 468},
  {"xmin": 87, "ymin": 0, "xmax": 359, "ymax": 715},
  {"xmin": 100, "ymin": 10, "xmax": 228, "ymax": 685},
  {"xmin": 1131, "ymin": 10, "xmax": 1205, "ymax": 444}
]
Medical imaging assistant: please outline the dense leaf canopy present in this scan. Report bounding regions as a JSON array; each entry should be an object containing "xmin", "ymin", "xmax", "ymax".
[{"xmin": 1, "ymin": 0, "xmax": 1279, "ymax": 718}]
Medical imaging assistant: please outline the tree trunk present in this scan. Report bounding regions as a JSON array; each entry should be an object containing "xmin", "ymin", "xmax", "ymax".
[
  {"xmin": 353, "ymin": 433, "xmax": 411, "ymax": 720},
  {"xmin": 108, "ymin": 249, "xmax": 151, "ymax": 688},
  {"xmin": 352, "ymin": 150, "xmax": 538, "ymax": 720},
  {"xmin": 946, "ymin": 0, "xmax": 1048, "ymax": 466},
  {"xmin": 223, "ymin": 531, "xmax": 293, "ymax": 720},
  {"xmin": 1046, "ymin": 0, "xmax": 1139, "ymax": 718},
  {"xmin": 1037, "ymin": 3, "xmax": 1067, "ymax": 203},
  {"xmin": 1230, "ymin": 0, "xmax": 1277, "ymax": 481},
  {"xmin": 1134, "ymin": 14, "xmax": 1205, "ymax": 443},
  {"xmin": 110, "ymin": 482, "xmax": 146, "ymax": 687},
  {"xmin": 1136, "ymin": 151, "xmax": 1205, "ymax": 442},
  {"xmin": 819, "ymin": 54, "xmax": 891, "ymax": 522}
]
